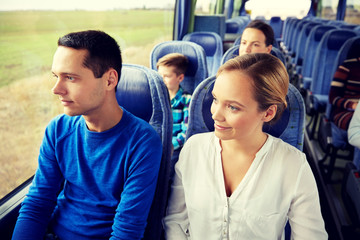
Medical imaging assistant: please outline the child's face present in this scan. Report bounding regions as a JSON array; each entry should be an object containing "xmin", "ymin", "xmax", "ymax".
[{"xmin": 158, "ymin": 65, "xmax": 183, "ymax": 92}]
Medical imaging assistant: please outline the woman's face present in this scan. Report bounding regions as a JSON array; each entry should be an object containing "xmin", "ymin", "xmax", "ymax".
[
  {"xmin": 211, "ymin": 70, "xmax": 267, "ymax": 142},
  {"xmin": 239, "ymin": 28, "xmax": 272, "ymax": 56}
]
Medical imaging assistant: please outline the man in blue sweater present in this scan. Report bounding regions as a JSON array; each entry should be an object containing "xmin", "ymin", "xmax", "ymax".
[{"xmin": 12, "ymin": 30, "xmax": 162, "ymax": 240}]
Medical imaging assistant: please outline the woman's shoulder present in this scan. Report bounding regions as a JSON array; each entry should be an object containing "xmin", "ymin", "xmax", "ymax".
[
  {"xmin": 268, "ymin": 135, "xmax": 307, "ymax": 164},
  {"xmin": 185, "ymin": 132, "xmax": 215, "ymax": 146}
]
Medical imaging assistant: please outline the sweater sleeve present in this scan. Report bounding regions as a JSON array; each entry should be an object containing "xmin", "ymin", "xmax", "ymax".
[
  {"xmin": 110, "ymin": 128, "xmax": 162, "ymax": 240},
  {"xmin": 329, "ymin": 63, "xmax": 354, "ymax": 110},
  {"xmin": 12, "ymin": 119, "xmax": 64, "ymax": 240},
  {"xmin": 287, "ymin": 159, "xmax": 328, "ymax": 240},
  {"xmin": 348, "ymin": 103, "xmax": 360, "ymax": 148}
]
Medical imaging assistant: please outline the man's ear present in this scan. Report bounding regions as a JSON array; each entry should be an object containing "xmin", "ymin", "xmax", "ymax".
[
  {"xmin": 262, "ymin": 105, "xmax": 277, "ymax": 123},
  {"xmin": 106, "ymin": 69, "xmax": 119, "ymax": 91}
]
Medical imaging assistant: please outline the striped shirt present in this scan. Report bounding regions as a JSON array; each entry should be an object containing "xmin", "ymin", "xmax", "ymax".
[
  {"xmin": 171, "ymin": 87, "xmax": 191, "ymax": 150},
  {"xmin": 329, "ymin": 57, "xmax": 360, "ymax": 130}
]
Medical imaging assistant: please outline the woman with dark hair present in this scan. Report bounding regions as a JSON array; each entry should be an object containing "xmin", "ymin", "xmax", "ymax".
[{"xmin": 239, "ymin": 20, "xmax": 275, "ymax": 56}]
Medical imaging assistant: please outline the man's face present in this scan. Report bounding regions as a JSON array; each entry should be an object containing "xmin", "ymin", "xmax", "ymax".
[{"xmin": 51, "ymin": 46, "xmax": 107, "ymax": 117}]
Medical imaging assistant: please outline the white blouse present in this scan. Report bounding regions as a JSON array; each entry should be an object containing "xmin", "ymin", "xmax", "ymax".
[{"xmin": 163, "ymin": 132, "xmax": 327, "ymax": 240}]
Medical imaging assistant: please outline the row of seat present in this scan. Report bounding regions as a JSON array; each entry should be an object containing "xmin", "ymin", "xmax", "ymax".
[{"xmin": 280, "ymin": 16, "xmax": 360, "ymax": 181}]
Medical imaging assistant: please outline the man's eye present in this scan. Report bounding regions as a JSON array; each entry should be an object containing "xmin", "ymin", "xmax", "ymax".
[{"xmin": 67, "ymin": 76, "xmax": 75, "ymax": 80}]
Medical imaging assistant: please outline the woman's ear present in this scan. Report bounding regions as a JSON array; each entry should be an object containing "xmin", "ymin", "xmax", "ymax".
[
  {"xmin": 263, "ymin": 105, "xmax": 277, "ymax": 122},
  {"xmin": 266, "ymin": 44, "xmax": 273, "ymax": 54}
]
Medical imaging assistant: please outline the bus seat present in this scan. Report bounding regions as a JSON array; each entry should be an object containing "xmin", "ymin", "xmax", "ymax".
[
  {"xmin": 292, "ymin": 22, "xmax": 321, "ymax": 68},
  {"xmin": 225, "ymin": 19, "xmax": 241, "ymax": 34},
  {"xmin": 316, "ymin": 37, "xmax": 360, "ymax": 181},
  {"xmin": 306, "ymin": 29, "xmax": 357, "ymax": 117},
  {"xmin": 282, "ymin": 18, "xmax": 301, "ymax": 57},
  {"xmin": 269, "ymin": 16, "xmax": 283, "ymax": 41},
  {"xmin": 300, "ymin": 25, "xmax": 336, "ymax": 92},
  {"xmin": 287, "ymin": 19, "xmax": 310, "ymax": 63},
  {"xmin": 193, "ymin": 15, "xmax": 226, "ymax": 40},
  {"xmin": 150, "ymin": 40, "xmax": 208, "ymax": 94},
  {"xmin": 116, "ymin": 64, "xmax": 173, "ymax": 240},
  {"xmin": 271, "ymin": 47, "xmax": 286, "ymax": 65},
  {"xmin": 290, "ymin": 22, "xmax": 322, "ymax": 88},
  {"xmin": 341, "ymin": 24, "xmax": 360, "ymax": 30},
  {"xmin": 233, "ymin": 35, "xmax": 241, "ymax": 46},
  {"xmin": 221, "ymin": 45, "xmax": 239, "ymax": 64},
  {"xmin": 221, "ymin": 45, "xmax": 286, "ymax": 66},
  {"xmin": 354, "ymin": 26, "xmax": 360, "ymax": 34},
  {"xmin": 186, "ymin": 76, "xmax": 305, "ymax": 151},
  {"xmin": 280, "ymin": 17, "xmax": 297, "ymax": 53},
  {"xmin": 183, "ymin": 31, "xmax": 223, "ymax": 76},
  {"xmin": 254, "ymin": 16, "xmax": 266, "ymax": 21},
  {"xmin": 342, "ymin": 162, "xmax": 360, "ymax": 227}
]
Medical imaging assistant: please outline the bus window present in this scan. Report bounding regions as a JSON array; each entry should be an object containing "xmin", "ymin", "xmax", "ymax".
[
  {"xmin": 245, "ymin": 0, "xmax": 311, "ymax": 19},
  {"xmin": 195, "ymin": 0, "xmax": 217, "ymax": 14},
  {"xmin": 0, "ymin": 0, "xmax": 174, "ymax": 200},
  {"xmin": 321, "ymin": 0, "xmax": 338, "ymax": 20},
  {"xmin": 345, "ymin": 0, "xmax": 360, "ymax": 24}
]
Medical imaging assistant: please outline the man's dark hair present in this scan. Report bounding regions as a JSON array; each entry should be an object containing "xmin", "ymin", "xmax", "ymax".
[
  {"xmin": 58, "ymin": 30, "xmax": 122, "ymax": 83},
  {"xmin": 245, "ymin": 20, "xmax": 275, "ymax": 47}
]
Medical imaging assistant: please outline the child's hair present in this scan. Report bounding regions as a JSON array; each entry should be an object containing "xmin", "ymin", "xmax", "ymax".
[{"xmin": 156, "ymin": 53, "xmax": 189, "ymax": 75}]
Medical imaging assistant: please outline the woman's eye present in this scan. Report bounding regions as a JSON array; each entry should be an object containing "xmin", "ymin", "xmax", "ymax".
[{"xmin": 229, "ymin": 105, "xmax": 239, "ymax": 111}]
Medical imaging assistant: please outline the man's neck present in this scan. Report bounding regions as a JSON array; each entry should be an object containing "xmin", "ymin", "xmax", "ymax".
[{"xmin": 83, "ymin": 103, "xmax": 123, "ymax": 132}]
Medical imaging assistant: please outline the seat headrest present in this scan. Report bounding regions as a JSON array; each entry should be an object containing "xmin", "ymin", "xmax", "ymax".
[
  {"xmin": 226, "ymin": 21, "xmax": 240, "ymax": 34},
  {"xmin": 263, "ymin": 98, "xmax": 290, "ymax": 137},
  {"xmin": 314, "ymin": 26, "xmax": 336, "ymax": 41},
  {"xmin": 327, "ymin": 30, "xmax": 357, "ymax": 50},
  {"xmin": 202, "ymin": 83, "xmax": 215, "ymax": 131},
  {"xmin": 347, "ymin": 38, "xmax": 360, "ymax": 59},
  {"xmin": 305, "ymin": 22, "xmax": 321, "ymax": 36},
  {"xmin": 184, "ymin": 33, "xmax": 217, "ymax": 56},
  {"xmin": 152, "ymin": 42, "xmax": 200, "ymax": 77},
  {"xmin": 270, "ymin": 16, "xmax": 281, "ymax": 22},
  {"xmin": 116, "ymin": 66, "xmax": 153, "ymax": 122}
]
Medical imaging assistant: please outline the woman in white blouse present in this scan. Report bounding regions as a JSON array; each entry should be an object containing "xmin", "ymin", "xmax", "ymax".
[{"xmin": 163, "ymin": 53, "xmax": 328, "ymax": 240}]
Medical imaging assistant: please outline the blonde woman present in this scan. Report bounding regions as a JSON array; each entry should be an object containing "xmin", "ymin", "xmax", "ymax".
[{"xmin": 164, "ymin": 53, "xmax": 327, "ymax": 239}]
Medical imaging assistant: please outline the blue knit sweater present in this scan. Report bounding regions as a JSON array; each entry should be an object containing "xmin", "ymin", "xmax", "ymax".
[{"xmin": 12, "ymin": 109, "xmax": 162, "ymax": 240}]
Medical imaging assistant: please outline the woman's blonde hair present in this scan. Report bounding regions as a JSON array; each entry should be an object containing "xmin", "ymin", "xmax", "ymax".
[{"xmin": 217, "ymin": 53, "xmax": 289, "ymax": 124}]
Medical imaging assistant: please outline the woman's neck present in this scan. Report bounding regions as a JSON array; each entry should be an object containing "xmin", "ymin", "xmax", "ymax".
[{"xmin": 220, "ymin": 132, "xmax": 268, "ymax": 157}]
